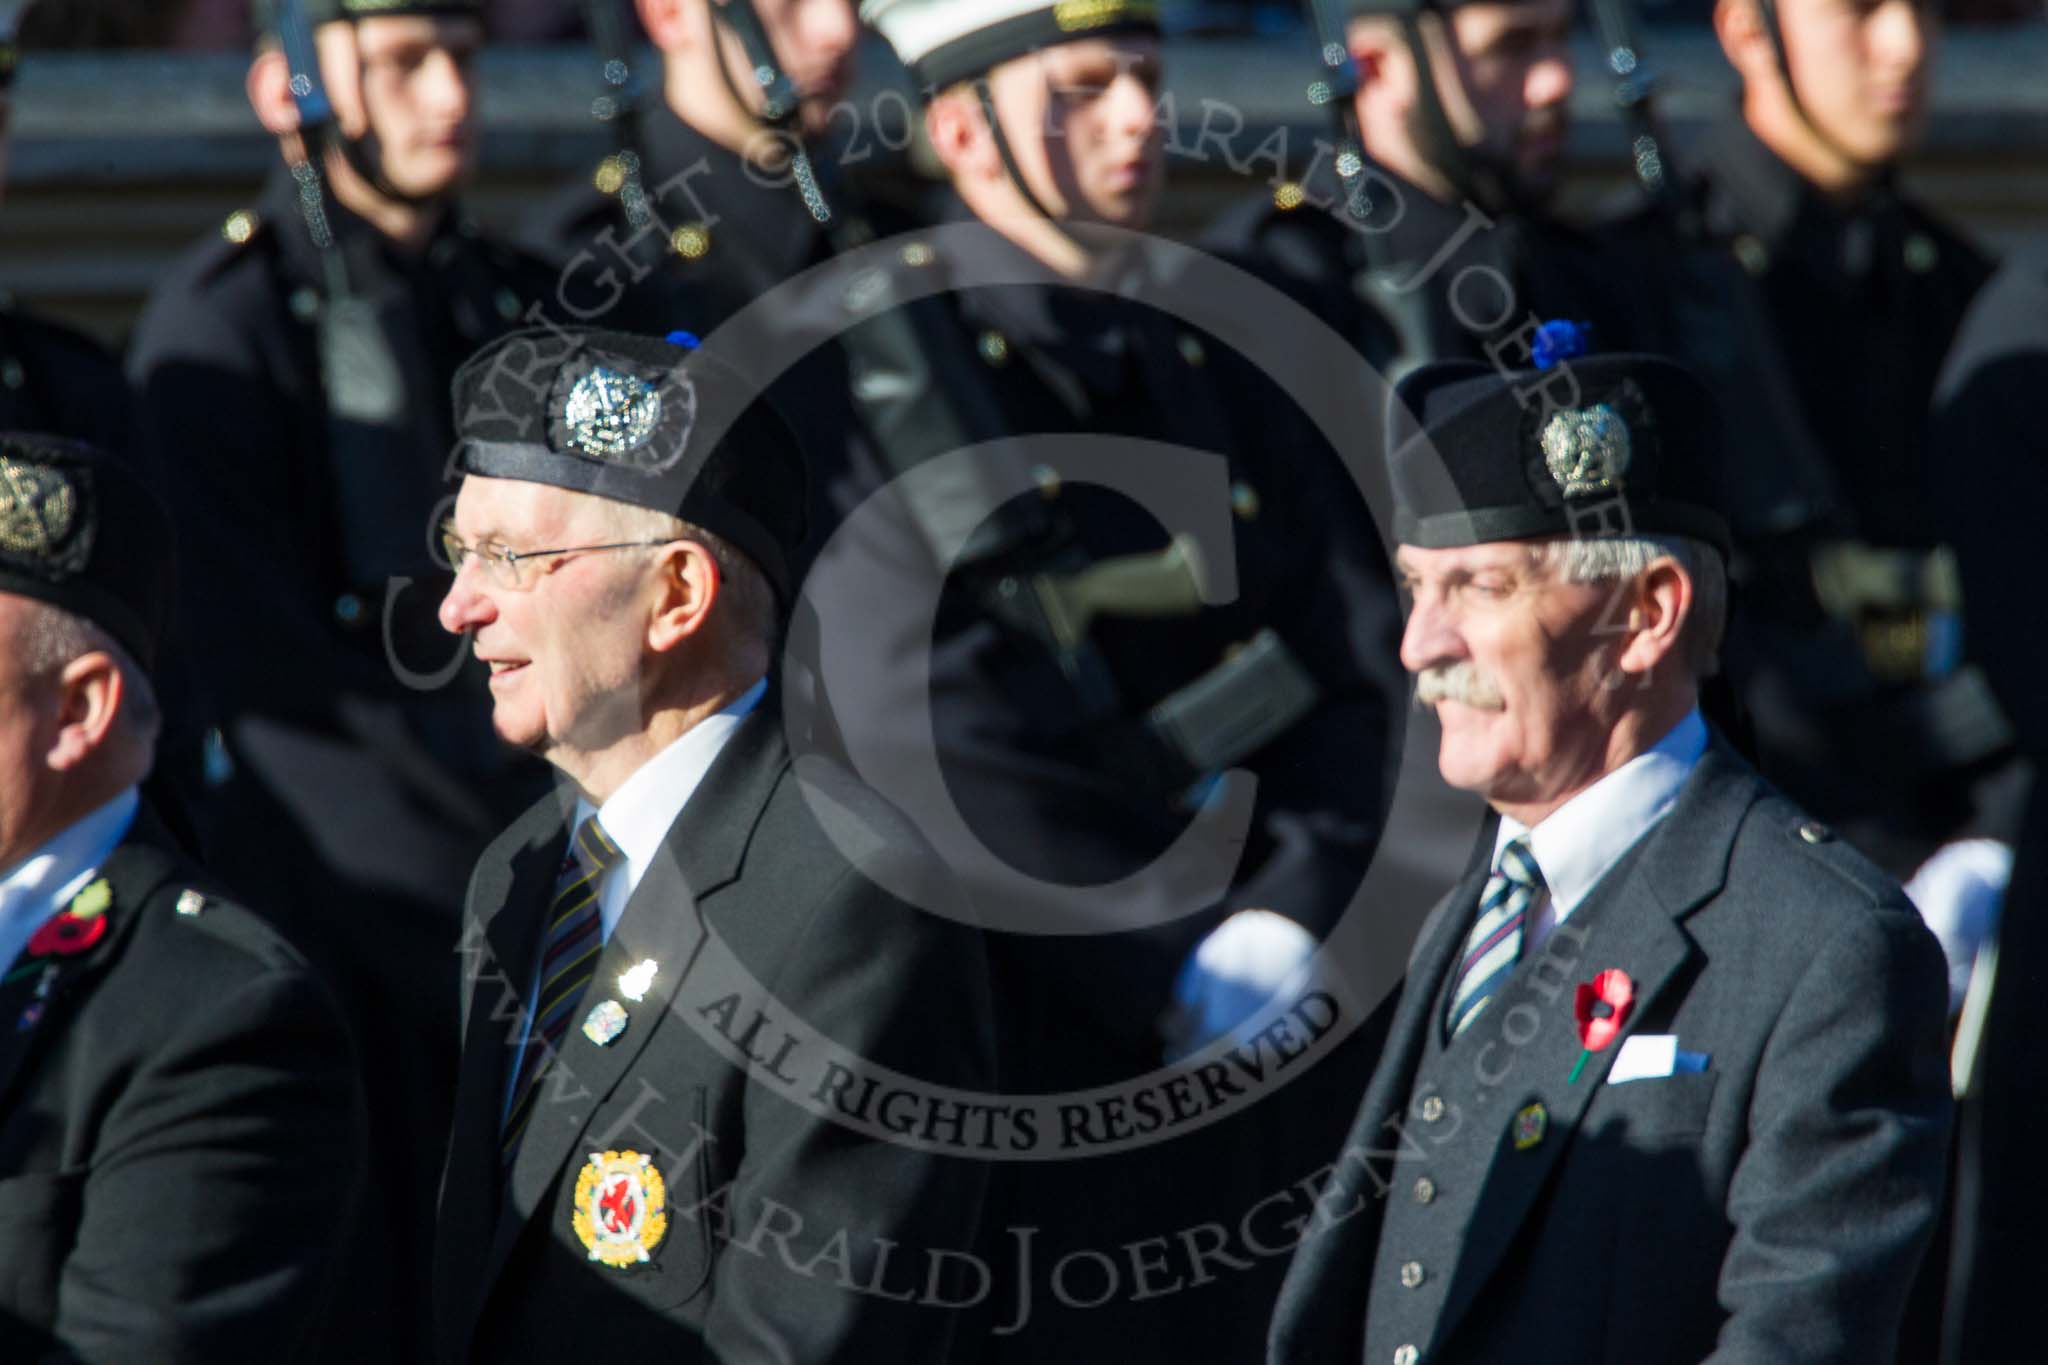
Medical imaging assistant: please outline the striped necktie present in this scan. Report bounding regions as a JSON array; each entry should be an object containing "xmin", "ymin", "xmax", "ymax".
[
  {"xmin": 501, "ymin": 816, "xmax": 620, "ymax": 1167},
  {"xmin": 1446, "ymin": 835, "xmax": 1544, "ymax": 1041}
]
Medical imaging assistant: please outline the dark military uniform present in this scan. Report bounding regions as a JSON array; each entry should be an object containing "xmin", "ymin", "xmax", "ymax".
[
  {"xmin": 0, "ymin": 297, "xmax": 128, "ymax": 452},
  {"xmin": 1928, "ymin": 240, "xmax": 2048, "ymax": 1365},
  {"xmin": 125, "ymin": 171, "xmax": 561, "ymax": 1361},
  {"xmin": 0, "ymin": 432, "xmax": 365, "ymax": 1360},
  {"xmin": 527, "ymin": 101, "xmax": 846, "ymax": 333},
  {"xmin": 1205, "ymin": 157, "xmax": 1650, "ymax": 388},
  {"xmin": 0, "ymin": 808, "xmax": 367, "ymax": 1361},
  {"xmin": 788, "ymin": 205, "xmax": 1407, "ymax": 1364},
  {"xmin": 1609, "ymin": 116, "xmax": 2007, "ymax": 877}
]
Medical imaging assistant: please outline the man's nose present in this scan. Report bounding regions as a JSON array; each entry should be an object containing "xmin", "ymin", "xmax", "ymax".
[
  {"xmin": 423, "ymin": 48, "xmax": 473, "ymax": 124},
  {"xmin": 1399, "ymin": 593, "xmax": 1464, "ymax": 676},
  {"xmin": 438, "ymin": 559, "xmax": 495, "ymax": 636}
]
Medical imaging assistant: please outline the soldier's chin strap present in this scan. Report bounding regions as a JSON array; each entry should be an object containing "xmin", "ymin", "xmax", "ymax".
[
  {"xmin": 972, "ymin": 77, "xmax": 1066, "ymax": 227},
  {"xmin": 708, "ymin": 0, "xmax": 836, "ymax": 225},
  {"xmin": 1394, "ymin": 5, "xmax": 1514, "ymax": 214}
]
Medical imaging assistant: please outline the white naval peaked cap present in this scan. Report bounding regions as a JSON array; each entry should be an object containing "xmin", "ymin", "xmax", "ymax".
[{"xmin": 860, "ymin": 0, "xmax": 1161, "ymax": 97}]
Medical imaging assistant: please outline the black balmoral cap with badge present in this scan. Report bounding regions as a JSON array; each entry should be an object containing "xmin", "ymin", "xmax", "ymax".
[
  {"xmin": 451, "ymin": 327, "xmax": 809, "ymax": 601},
  {"xmin": 0, "ymin": 434, "xmax": 172, "ymax": 671},
  {"xmin": 861, "ymin": 0, "xmax": 1161, "ymax": 96},
  {"xmin": 1387, "ymin": 353, "xmax": 1733, "ymax": 560}
]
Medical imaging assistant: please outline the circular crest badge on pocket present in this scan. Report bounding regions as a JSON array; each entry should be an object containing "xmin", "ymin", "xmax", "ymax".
[{"xmin": 571, "ymin": 1150, "xmax": 670, "ymax": 1268}]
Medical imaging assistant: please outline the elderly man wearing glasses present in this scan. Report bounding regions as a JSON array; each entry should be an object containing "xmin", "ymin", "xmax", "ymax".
[{"xmin": 429, "ymin": 326, "xmax": 994, "ymax": 1365}]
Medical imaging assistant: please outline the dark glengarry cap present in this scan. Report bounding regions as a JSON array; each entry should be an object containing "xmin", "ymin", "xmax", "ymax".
[
  {"xmin": 251, "ymin": 0, "xmax": 482, "ymax": 34},
  {"xmin": 1388, "ymin": 354, "xmax": 1732, "ymax": 559},
  {"xmin": 0, "ymin": 433, "xmax": 173, "ymax": 670},
  {"xmin": 451, "ymin": 328, "xmax": 808, "ymax": 601},
  {"xmin": 862, "ymin": 0, "xmax": 1161, "ymax": 96}
]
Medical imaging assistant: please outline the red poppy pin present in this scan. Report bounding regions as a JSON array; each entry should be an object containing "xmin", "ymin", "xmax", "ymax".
[
  {"xmin": 26, "ymin": 879, "xmax": 112, "ymax": 958},
  {"xmin": 1568, "ymin": 968, "xmax": 1635, "ymax": 1083}
]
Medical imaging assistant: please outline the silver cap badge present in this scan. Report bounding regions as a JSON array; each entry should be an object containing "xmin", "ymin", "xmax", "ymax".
[
  {"xmin": 1540, "ymin": 404, "xmax": 1632, "ymax": 498},
  {"xmin": 564, "ymin": 366, "xmax": 664, "ymax": 459}
]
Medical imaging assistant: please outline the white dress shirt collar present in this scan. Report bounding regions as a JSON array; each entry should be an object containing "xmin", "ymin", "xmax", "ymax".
[
  {"xmin": 1494, "ymin": 709, "xmax": 1708, "ymax": 939},
  {"xmin": 0, "ymin": 788, "xmax": 140, "ymax": 974},
  {"xmin": 576, "ymin": 678, "xmax": 766, "ymax": 942}
]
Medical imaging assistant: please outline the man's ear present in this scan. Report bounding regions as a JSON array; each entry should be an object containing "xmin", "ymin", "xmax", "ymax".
[
  {"xmin": 647, "ymin": 540, "xmax": 722, "ymax": 655},
  {"xmin": 45, "ymin": 653, "xmax": 123, "ymax": 774},
  {"xmin": 925, "ymin": 89, "xmax": 994, "ymax": 183},
  {"xmin": 637, "ymin": 0, "xmax": 689, "ymax": 53},
  {"xmin": 1348, "ymin": 21, "xmax": 1399, "ymax": 86},
  {"xmin": 247, "ymin": 48, "xmax": 302, "ymax": 137},
  {"xmin": 1616, "ymin": 559, "xmax": 1693, "ymax": 677},
  {"xmin": 1713, "ymin": 0, "xmax": 1772, "ymax": 83}
]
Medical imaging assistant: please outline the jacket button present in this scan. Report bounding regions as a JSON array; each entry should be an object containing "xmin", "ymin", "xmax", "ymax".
[
  {"xmin": 1400, "ymin": 1260, "xmax": 1426, "ymax": 1288},
  {"xmin": 1394, "ymin": 1345, "xmax": 1419, "ymax": 1365},
  {"xmin": 1798, "ymin": 821, "xmax": 1833, "ymax": 845},
  {"xmin": 1419, "ymin": 1095, "xmax": 1445, "ymax": 1122},
  {"xmin": 1413, "ymin": 1176, "xmax": 1436, "ymax": 1204}
]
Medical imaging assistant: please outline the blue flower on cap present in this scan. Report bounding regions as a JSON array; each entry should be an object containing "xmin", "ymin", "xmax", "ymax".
[
  {"xmin": 666, "ymin": 330, "xmax": 702, "ymax": 351},
  {"xmin": 1532, "ymin": 320, "xmax": 1592, "ymax": 372}
]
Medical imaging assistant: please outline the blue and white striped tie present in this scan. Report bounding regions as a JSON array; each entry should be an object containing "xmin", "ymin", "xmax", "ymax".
[{"xmin": 1446, "ymin": 836, "xmax": 1544, "ymax": 1040}]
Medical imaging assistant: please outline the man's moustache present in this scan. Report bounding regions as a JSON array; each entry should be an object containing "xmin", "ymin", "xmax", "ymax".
[{"xmin": 1414, "ymin": 662, "xmax": 1506, "ymax": 710}]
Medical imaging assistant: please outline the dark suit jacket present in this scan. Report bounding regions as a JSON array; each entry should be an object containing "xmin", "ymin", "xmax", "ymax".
[
  {"xmin": 433, "ymin": 706, "xmax": 996, "ymax": 1363},
  {"xmin": 1269, "ymin": 741, "xmax": 1953, "ymax": 1365},
  {"xmin": 0, "ymin": 806, "xmax": 366, "ymax": 1362}
]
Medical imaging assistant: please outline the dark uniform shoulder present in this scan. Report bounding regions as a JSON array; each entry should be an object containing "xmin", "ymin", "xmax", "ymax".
[
  {"xmin": 1204, "ymin": 178, "xmax": 1340, "ymax": 266},
  {"xmin": 1743, "ymin": 786, "xmax": 1911, "ymax": 914},
  {"xmin": 0, "ymin": 301, "xmax": 116, "ymax": 372},
  {"xmin": 130, "ymin": 874, "xmax": 320, "ymax": 980},
  {"xmin": 129, "ymin": 206, "xmax": 290, "ymax": 371}
]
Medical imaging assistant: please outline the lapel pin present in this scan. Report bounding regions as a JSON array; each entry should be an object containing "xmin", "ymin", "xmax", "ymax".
[
  {"xmin": 582, "ymin": 999, "xmax": 629, "ymax": 1047},
  {"xmin": 618, "ymin": 958, "xmax": 658, "ymax": 1004},
  {"xmin": 1513, "ymin": 1102, "xmax": 1548, "ymax": 1151}
]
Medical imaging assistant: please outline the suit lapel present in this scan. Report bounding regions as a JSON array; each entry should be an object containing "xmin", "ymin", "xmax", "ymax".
[
  {"xmin": 0, "ymin": 811, "xmax": 177, "ymax": 1112},
  {"xmin": 470, "ymin": 710, "xmax": 791, "ymax": 1313},
  {"xmin": 435, "ymin": 788, "xmax": 575, "ymax": 1364},
  {"xmin": 1423, "ymin": 746, "xmax": 1757, "ymax": 1355}
]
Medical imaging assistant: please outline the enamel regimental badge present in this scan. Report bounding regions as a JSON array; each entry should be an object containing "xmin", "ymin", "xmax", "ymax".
[{"xmin": 572, "ymin": 1150, "xmax": 670, "ymax": 1267}]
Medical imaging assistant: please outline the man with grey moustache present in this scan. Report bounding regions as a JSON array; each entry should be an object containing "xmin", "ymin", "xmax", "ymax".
[{"xmin": 1270, "ymin": 353, "xmax": 1953, "ymax": 1365}]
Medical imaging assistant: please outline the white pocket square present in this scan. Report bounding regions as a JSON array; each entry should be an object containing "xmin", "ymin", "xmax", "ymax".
[{"xmin": 1607, "ymin": 1034, "xmax": 1711, "ymax": 1084}]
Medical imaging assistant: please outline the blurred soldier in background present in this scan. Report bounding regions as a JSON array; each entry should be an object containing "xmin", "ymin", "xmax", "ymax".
[
  {"xmin": 0, "ymin": 434, "xmax": 365, "ymax": 1360},
  {"xmin": 1205, "ymin": 0, "xmax": 1626, "ymax": 387},
  {"xmin": 801, "ymin": 2, "xmax": 1409, "ymax": 1358},
  {"xmin": 1928, "ymin": 239, "xmax": 2048, "ymax": 1365},
  {"xmin": 1610, "ymin": 0, "xmax": 2013, "ymax": 896},
  {"xmin": 123, "ymin": 1, "xmax": 559, "ymax": 1356},
  {"xmin": 525, "ymin": 0, "xmax": 877, "ymax": 331},
  {"xmin": 0, "ymin": 2, "xmax": 128, "ymax": 451}
]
